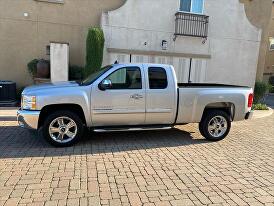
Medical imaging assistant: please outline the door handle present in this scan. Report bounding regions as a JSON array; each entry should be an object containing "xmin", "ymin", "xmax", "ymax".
[{"xmin": 130, "ymin": 94, "xmax": 143, "ymax": 100}]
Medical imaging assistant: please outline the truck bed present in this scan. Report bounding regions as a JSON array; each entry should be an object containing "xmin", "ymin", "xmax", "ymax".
[{"xmin": 176, "ymin": 83, "xmax": 252, "ymax": 124}]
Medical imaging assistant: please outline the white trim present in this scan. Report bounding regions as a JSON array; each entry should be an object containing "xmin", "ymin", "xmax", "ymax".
[{"xmin": 177, "ymin": 10, "xmax": 205, "ymax": 15}]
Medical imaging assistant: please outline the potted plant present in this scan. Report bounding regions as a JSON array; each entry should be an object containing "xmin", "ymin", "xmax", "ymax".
[
  {"xmin": 37, "ymin": 59, "xmax": 50, "ymax": 78},
  {"xmin": 27, "ymin": 59, "xmax": 50, "ymax": 79}
]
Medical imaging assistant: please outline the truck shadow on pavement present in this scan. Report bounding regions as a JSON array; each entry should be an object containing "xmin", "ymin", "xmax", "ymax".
[{"xmin": 0, "ymin": 126, "xmax": 210, "ymax": 159}]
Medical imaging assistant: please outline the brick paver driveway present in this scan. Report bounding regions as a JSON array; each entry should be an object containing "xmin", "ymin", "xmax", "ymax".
[{"xmin": 0, "ymin": 114, "xmax": 273, "ymax": 206}]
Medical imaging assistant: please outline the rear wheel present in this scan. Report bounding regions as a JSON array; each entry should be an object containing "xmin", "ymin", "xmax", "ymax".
[
  {"xmin": 42, "ymin": 110, "xmax": 84, "ymax": 147},
  {"xmin": 199, "ymin": 110, "xmax": 231, "ymax": 141}
]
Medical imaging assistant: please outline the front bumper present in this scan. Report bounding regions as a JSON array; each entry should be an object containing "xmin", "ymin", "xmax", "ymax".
[
  {"xmin": 245, "ymin": 110, "xmax": 254, "ymax": 120},
  {"xmin": 17, "ymin": 109, "xmax": 40, "ymax": 130}
]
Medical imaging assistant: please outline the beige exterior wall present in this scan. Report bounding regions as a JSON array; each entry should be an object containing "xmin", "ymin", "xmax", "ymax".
[
  {"xmin": 0, "ymin": 0, "xmax": 271, "ymax": 87},
  {"xmin": 0, "ymin": 0, "xmax": 125, "ymax": 87}
]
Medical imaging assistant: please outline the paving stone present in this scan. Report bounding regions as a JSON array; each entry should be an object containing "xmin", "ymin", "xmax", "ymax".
[{"xmin": 0, "ymin": 114, "xmax": 273, "ymax": 206}]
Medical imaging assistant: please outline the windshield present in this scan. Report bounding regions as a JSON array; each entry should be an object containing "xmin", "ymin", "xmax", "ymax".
[{"xmin": 81, "ymin": 65, "xmax": 113, "ymax": 85}]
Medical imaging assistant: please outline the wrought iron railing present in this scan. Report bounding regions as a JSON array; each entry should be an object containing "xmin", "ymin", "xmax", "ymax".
[{"xmin": 175, "ymin": 12, "xmax": 209, "ymax": 39}]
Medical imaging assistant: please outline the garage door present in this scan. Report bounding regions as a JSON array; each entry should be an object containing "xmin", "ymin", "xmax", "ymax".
[
  {"xmin": 109, "ymin": 53, "xmax": 207, "ymax": 83},
  {"xmin": 109, "ymin": 53, "xmax": 130, "ymax": 64}
]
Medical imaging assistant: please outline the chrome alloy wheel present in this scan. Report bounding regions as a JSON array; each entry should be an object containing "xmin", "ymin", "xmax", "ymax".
[
  {"xmin": 49, "ymin": 117, "xmax": 78, "ymax": 143},
  {"xmin": 207, "ymin": 116, "xmax": 228, "ymax": 138}
]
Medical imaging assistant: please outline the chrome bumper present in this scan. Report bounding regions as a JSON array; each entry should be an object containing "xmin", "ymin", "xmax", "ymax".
[{"xmin": 17, "ymin": 109, "xmax": 40, "ymax": 130}]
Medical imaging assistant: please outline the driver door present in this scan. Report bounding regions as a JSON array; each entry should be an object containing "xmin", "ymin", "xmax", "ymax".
[{"xmin": 90, "ymin": 66, "xmax": 146, "ymax": 126}]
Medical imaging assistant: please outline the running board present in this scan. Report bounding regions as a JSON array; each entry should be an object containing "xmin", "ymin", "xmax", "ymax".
[{"xmin": 93, "ymin": 126, "xmax": 172, "ymax": 133}]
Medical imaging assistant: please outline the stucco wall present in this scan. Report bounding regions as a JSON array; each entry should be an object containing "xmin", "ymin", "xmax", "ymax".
[
  {"xmin": 0, "ymin": 0, "xmax": 125, "ymax": 87},
  {"xmin": 101, "ymin": 0, "xmax": 210, "ymax": 58},
  {"xmin": 240, "ymin": 0, "xmax": 273, "ymax": 81},
  {"xmin": 0, "ymin": 0, "xmax": 270, "ymax": 87},
  {"xmin": 262, "ymin": 4, "xmax": 274, "ymax": 81},
  {"xmin": 102, "ymin": 0, "xmax": 263, "ymax": 87},
  {"xmin": 205, "ymin": 0, "xmax": 261, "ymax": 86}
]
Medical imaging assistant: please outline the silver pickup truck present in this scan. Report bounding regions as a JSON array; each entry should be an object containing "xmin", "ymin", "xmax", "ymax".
[{"xmin": 17, "ymin": 63, "xmax": 254, "ymax": 147}]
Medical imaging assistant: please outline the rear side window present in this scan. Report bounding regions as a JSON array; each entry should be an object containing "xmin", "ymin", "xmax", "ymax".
[{"xmin": 148, "ymin": 67, "xmax": 168, "ymax": 89}]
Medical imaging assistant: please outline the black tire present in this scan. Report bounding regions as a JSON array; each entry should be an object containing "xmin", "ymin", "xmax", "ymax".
[
  {"xmin": 42, "ymin": 110, "xmax": 84, "ymax": 147},
  {"xmin": 199, "ymin": 110, "xmax": 231, "ymax": 141},
  {"xmin": 198, "ymin": 122, "xmax": 206, "ymax": 138}
]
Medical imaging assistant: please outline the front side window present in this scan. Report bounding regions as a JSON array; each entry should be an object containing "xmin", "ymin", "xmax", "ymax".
[
  {"xmin": 106, "ymin": 67, "xmax": 142, "ymax": 89},
  {"xmin": 82, "ymin": 65, "xmax": 112, "ymax": 85},
  {"xmin": 180, "ymin": 0, "xmax": 204, "ymax": 14},
  {"xmin": 148, "ymin": 67, "xmax": 168, "ymax": 89}
]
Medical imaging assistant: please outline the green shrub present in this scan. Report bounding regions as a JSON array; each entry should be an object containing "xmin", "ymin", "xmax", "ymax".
[
  {"xmin": 254, "ymin": 81, "xmax": 271, "ymax": 103},
  {"xmin": 27, "ymin": 59, "xmax": 39, "ymax": 77},
  {"xmin": 269, "ymin": 76, "xmax": 274, "ymax": 86},
  {"xmin": 270, "ymin": 86, "xmax": 274, "ymax": 93},
  {"xmin": 84, "ymin": 27, "xmax": 105, "ymax": 78},
  {"xmin": 252, "ymin": 103, "xmax": 269, "ymax": 110},
  {"xmin": 69, "ymin": 65, "xmax": 84, "ymax": 81}
]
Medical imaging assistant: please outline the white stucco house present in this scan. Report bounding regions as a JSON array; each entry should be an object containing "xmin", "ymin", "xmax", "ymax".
[{"xmin": 101, "ymin": 0, "xmax": 261, "ymax": 87}]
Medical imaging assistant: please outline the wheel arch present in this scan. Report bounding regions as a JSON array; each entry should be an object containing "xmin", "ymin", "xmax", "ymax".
[
  {"xmin": 38, "ymin": 104, "xmax": 87, "ymax": 128},
  {"xmin": 202, "ymin": 102, "xmax": 235, "ymax": 121}
]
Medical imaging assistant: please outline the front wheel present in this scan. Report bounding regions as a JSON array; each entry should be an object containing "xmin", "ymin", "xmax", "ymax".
[
  {"xmin": 42, "ymin": 110, "xmax": 84, "ymax": 147},
  {"xmin": 199, "ymin": 110, "xmax": 231, "ymax": 141}
]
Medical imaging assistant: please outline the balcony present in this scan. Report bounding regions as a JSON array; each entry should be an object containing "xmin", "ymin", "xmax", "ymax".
[{"xmin": 174, "ymin": 12, "xmax": 209, "ymax": 40}]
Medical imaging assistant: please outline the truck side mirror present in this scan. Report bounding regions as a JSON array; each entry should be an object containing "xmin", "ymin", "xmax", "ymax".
[{"xmin": 99, "ymin": 79, "xmax": 112, "ymax": 91}]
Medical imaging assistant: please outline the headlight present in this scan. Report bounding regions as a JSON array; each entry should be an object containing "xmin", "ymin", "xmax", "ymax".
[{"xmin": 21, "ymin": 95, "xmax": 37, "ymax": 110}]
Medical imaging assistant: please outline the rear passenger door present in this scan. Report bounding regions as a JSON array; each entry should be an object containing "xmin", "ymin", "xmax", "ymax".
[{"xmin": 145, "ymin": 66, "xmax": 177, "ymax": 125}]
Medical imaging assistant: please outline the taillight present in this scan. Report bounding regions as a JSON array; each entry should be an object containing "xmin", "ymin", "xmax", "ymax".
[{"xmin": 248, "ymin": 93, "xmax": 253, "ymax": 108}]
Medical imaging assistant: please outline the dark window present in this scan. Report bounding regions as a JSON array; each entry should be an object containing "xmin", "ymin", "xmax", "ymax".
[
  {"xmin": 270, "ymin": 38, "xmax": 274, "ymax": 51},
  {"xmin": 46, "ymin": 45, "xmax": 50, "ymax": 55},
  {"xmin": 148, "ymin": 67, "xmax": 168, "ymax": 89},
  {"xmin": 106, "ymin": 67, "xmax": 142, "ymax": 89}
]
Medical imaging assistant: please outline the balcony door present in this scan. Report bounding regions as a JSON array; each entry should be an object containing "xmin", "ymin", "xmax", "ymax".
[{"xmin": 180, "ymin": 0, "xmax": 204, "ymax": 14}]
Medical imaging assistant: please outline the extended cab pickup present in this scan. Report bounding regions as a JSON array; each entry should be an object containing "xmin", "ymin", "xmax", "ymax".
[{"xmin": 17, "ymin": 64, "xmax": 254, "ymax": 146}]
